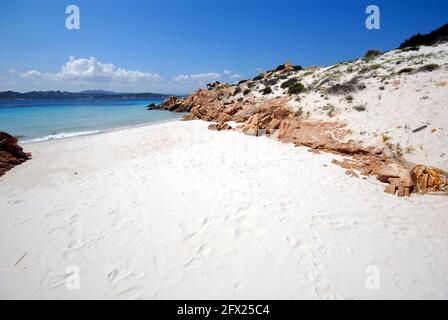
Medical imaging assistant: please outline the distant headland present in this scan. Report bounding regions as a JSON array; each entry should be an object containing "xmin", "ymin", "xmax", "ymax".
[{"xmin": 0, "ymin": 90, "xmax": 171, "ymax": 100}]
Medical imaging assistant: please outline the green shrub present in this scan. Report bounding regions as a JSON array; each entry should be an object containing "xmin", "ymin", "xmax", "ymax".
[
  {"xmin": 243, "ymin": 89, "xmax": 251, "ymax": 96},
  {"xmin": 364, "ymin": 50, "xmax": 381, "ymax": 61},
  {"xmin": 323, "ymin": 104, "xmax": 336, "ymax": 117},
  {"xmin": 288, "ymin": 83, "xmax": 305, "ymax": 94},
  {"xmin": 419, "ymin": 64, "xmax": 440, "ymax": 72},
  {"xmin": 264, "ymin": 78, "xmax": 279, "ymax": 86},
  {"xmin": 253, "ymin": 74, "xmax": 264, "ymax": 81},
  {"xmin": 398, "ymin": 68, "xmax": 413, "ymax": 74},
  {"xmin": 399, "ymin": 23, "xmax": 448, "ymax": 49},
  {"xmin": 275, "ymin": 64, "xmax": 286, "ymax": 72},
  {"xmin": 233, "ymin": 86, "xmax": 241, "ymax": 95},
  {"xmin": 281, "ymin": 78, "xmax": 298, "ymax": 89},
  {"xmin": 293, "ymin": 65, "xmax": 303, "ymax": 71},
  {"xmin": 353, "ymin": 104, "xmax": 366, "ymax": 112},
  {"xmin": 261, "ymin": 86, "xmax": 272, "ymax": 95},
  {"xmin": 400, "ymin": 46, "xmax": 420, "ymax": 52}
]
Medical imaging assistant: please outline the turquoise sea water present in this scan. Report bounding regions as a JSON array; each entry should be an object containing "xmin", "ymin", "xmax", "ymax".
[{"xmin": 0, "ymin": 98, "xmax": 182, "ymax": 142}]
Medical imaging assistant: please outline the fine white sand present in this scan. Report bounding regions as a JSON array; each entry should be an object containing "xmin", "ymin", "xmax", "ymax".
[{"xmin": 0, "ymin": 120, "xmax": 447, "ymax": 299}]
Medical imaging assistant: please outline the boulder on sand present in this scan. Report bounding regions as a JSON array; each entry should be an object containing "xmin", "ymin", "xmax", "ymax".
[
  {"xmin": 208, "ymin": 122, "xmax": 233, "ymax": 131},
  {"xmin": 0, "ymin": 132, "xmax": 31, "ymax": 176}
]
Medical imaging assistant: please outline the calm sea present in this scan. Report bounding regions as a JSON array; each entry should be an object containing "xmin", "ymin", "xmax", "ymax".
[{"xmin": 0, "ymin": 98, "xmax": 182, "ymax": 143}]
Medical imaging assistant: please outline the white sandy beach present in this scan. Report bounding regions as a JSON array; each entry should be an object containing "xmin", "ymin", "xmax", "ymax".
[{"xmin": 0, "ymin": 120, "xmax": 447, "ymax": 299}]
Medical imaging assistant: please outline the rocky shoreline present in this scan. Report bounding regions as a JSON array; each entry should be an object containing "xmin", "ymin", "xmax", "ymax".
[
  {"xmin": 153, "ymin": 67, "xmax": 447, "ymax": 197},
  {"xmin": 0, "ymin": 132, "xmax": 31, "ymax": 177}
]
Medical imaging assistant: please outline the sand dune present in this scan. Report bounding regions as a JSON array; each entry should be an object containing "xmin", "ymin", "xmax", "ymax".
[{"xmin": 0, "ymin": 120, "xmax": 447, "ymax": 299}]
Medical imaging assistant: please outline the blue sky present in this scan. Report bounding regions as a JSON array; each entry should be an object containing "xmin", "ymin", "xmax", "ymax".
[{"xmin": 0, "ymin": 0, "xmax": 447, "ymax": 94}]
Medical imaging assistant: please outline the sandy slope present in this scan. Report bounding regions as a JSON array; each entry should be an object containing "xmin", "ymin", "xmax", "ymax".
[
  {"xmin": 231, "ymin": 43, "xmax": 448, "ymax": 170},
  {"xmin": 0, "ymin": 121, "xmax": 447, "ymax": 299}
]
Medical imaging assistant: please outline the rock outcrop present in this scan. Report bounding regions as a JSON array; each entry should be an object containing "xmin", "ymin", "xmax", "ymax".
[
  {"xmin": 154, "ymin": 47, "xmax": 448, "ymax": 197},
  {"xmin": 157, "ymin": 90, "xmax": 425, "ymax": 196},
  {"xmin": 332, "ymin": 157, "xmax": 415, "ymax": 197},
  {"xmin": 0, "ymin": 132, "xmax": 31, "ymax": 177},
  {"xmin": 157, "ymin": 95, "xmax": 191, "ymax": 113}
]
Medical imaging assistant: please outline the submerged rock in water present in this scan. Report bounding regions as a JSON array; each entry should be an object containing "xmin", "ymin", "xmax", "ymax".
[
  {"xmin": 0, "ymin": 132, "xmax": 31, "ymax": 176},
  {"xmin": 146, "ymin": 103, "xmax": 157, "ymax": 110}
]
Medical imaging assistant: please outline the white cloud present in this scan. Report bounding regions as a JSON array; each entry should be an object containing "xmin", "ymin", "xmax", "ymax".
[
  {"xmin": 20, "ymin": 70, "xmax": 42, "ymax": 79},
  {"xmin": 19, "ymin": 56, "xmax": 161, "ymax": 83},
  {"xmin": 174, "ymin": 72, "xmax": 221, "ymax": 82},
  {"xmin": 223, "ymin": 69, "xmax": 242, "ymax": 80},
  {"xmin": 8, "ymin": 68, "xmax": 17, "ymax": 74}
]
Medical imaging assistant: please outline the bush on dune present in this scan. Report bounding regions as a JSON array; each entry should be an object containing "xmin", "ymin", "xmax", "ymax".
[
  {"xmin": 364, "ymin": 50, "xmax": 382, "ymax": 61},
  {"xmin": 280, "ymin": 78, "xmax": 298, "ymax": 89},
  {"xmin": 287, "ymin": 83, "xmax": 306, "ymax": 94},
  {"xmin": 399, "ymin": 23, "xmax": 448, "ymax": 49},
  {"xmin": 419, "ymin": 64, "xmax": 440, "ymax": 72},
  {"xmin": 261, "ymin": 86, "xmax": 273, "ymax": 95},
  {"xmin": 398, "ymin": 68, "xmax": 413, "ymax": 74},
  {"xmin": 233, "ymin": 86, "xmax": 242, "ymax": 95}
]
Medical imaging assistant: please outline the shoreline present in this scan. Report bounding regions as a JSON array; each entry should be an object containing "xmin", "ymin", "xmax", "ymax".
[
  {"xmin": 20, "ymin": 113, "xmax": 185, "ymax": 145},
  {"xmin": 1, "ymin": 120, "xmax": 447, "ymax": 299}
]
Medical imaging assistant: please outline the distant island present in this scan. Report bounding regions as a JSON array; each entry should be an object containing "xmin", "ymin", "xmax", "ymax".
[{"xmin": 0, "ymin": 90, "xmax": 171, "ymax": 100}]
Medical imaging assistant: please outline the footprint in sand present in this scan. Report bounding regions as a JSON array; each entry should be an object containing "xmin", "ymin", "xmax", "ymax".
[
  {"xmin": 117, "ymin": 286, "xmax": 144, "ymax": 300},
  {"xmin": 385, "ymin": 216, "xmax": 413, "ymax": 237},
  {"xmin": 181, "ymin": 217, "xmax": 213, "ymax": 241},
  {"xmin": 308, "ymin": 214, "xmax": 326, "ymax": 231},
  {"xmin": 184, "ymin": 244, "xmax": 212, "ymax": 269},
  {"xmin": 41, "ymin": 271, "xmax": 72, "ymax": 289},
  {"xmin": 284, "ymin": 235, "xmax": 302, "ymax": 252},
  {"xmin": 45, "ymin": 208, "xmax": 66, "ymax": 218},
  {"xmin": 315, "ymin": 275, "xmax": 337, "ymax": 300},
  {"xmin": 296, "ymin": 251, "xmax": 335, "ymax": 300},
  {"xmin": 107, "ymin": 268, "xmax": 147, "ymax": 289},
  {"xmin": 296, "ymin": 253, "xmax": 319, "ymax": 282},
  {"xmin": 63, "ymin": 215, "xmax": 85, "ymax": 257}
]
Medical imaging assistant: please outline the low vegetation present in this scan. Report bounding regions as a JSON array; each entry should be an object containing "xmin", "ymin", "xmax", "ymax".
[
  {"xmin": 261, "ymin": 86, "xmax": 273, "ymax": 95},
  {"xmin": 287, "ymin": 82, "xmax": 306, "ymax": 95},
  {"xmin": 399, "ymin": 22, "xmax": 448, "ymax": 49},
  {"xmin": 418, "ymin": 64, "xmax": 440, "ymax": 72},
  {"xmin": 233, "ymin": 86, "xmax": 241, "ymax": 96},
  {"xmin": 280, "ymin": 78, "xmax": 298, "ymax": 89},
  {"xmin": 398, "ymin": 68, "xmax": 413, "ymax": 74},
  {"xmin": 322, "ymin": 104, "xmax": 336, "ymax": 117},
  {"xmin": 364, "ymin": 49, "xmax": 382, "ymax": 61},
  {"xmin": 353, "ymin": 104, "xmax": 366, "ymax": 112}
]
